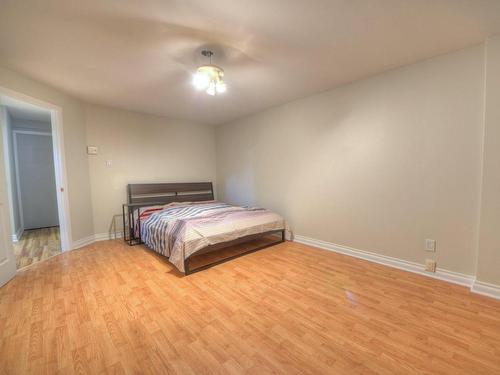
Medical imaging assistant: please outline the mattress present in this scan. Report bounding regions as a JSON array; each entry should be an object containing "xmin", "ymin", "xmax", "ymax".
[{"xmin": 138, "ymin": 201, "xmax": 286, "ymax": 272}]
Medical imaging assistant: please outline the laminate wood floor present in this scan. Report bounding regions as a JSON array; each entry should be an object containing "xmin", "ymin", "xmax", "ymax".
[
  {"xmin": 13, "ymin": 227, "xmax": 61, "ymax": 270},
  {"xmin": 1, "ymin": 240, "xmax": 500, "ymax": 374}
]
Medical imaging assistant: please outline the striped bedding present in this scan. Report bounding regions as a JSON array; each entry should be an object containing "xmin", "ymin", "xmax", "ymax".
[{"xmin": 139, "ymin": 201, "xmax": 286, "ymax": 272}]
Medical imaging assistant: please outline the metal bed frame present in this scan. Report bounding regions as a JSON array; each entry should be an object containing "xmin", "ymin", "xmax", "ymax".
[{"xmin": 122, "ymin": 182, "xmax": 285, "ymax": 275}]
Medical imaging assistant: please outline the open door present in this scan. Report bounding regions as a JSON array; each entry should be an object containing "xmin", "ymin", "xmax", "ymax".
[{"xmin": 0, "ymin": 112, "xmax": 16, "ymax": 287}]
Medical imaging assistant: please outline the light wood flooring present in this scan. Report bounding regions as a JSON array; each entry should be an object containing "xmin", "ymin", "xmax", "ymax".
[
  {"xmin": 1, "ymin": 240, "xmax": 500, "ymax": 374},
  {"xmin": 13, "ymin": 227, "xmax": 61, "ymax": 270}
]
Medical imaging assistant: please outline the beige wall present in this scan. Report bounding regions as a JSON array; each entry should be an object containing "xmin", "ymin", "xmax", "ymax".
[
  {"xmin": 85, "ymin": 104, "xmax": 217, "ymax": 235},
  {"xmin": 477, "ymin": 35, "xmax": 500, "ymax": 285},
  {"xmin": 216, "ymin": 46, "xmax": 485, "ymax": 276},
  {"xmin": 0, "ymin": 66, "xmax": 94, "ymax": 241}
]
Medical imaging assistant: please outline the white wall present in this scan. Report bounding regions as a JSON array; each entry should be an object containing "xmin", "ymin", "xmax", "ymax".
[
  {"xmin": 85, "ymin": 104, "xmax": 217, "ymax": 235},
  {"xmin": 216, "ymin": 45, "xmax": 485, "ymax": 276}
]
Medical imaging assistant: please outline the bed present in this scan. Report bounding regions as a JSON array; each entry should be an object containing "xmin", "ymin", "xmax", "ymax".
[{"xmin": 122, "ymin": 182, "xmax": 286, "ymax": 274}]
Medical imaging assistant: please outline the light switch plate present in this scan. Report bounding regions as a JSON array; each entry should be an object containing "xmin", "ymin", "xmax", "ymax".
[
  {"xmin": 425, "ymin": 239, "xmax": 436, "ymax": 252},
  {"xmin": 87, "ymin": 146, "xmax": 98, "ymax": 155}
]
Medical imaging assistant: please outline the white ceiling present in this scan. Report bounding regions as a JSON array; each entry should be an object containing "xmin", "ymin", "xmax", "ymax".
[
  {"xmin": 1, "ymin": 0, "xmax": 500, "ymax": 125},
  {"xmin": 0, "ymin": 96, "xmax": 52, "ymax": 123}
]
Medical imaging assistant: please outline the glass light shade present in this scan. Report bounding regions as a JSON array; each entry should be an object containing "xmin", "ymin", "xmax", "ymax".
[
  {"xmin": 215, "ymin": 81, "xmax": 227, "ymax": 93},
  {"xmin": 192, "ymin": 64, "xmax": 227, "ymax": 95},
  {"xmin": 206, "ymin": 81, "xmax": 216, "ymax": 96},
  {"xmin": 193, "ymin": 71, "xmax": 210, "ymax": 90}
]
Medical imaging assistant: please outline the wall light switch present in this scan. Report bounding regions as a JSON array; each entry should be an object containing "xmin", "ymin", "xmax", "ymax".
[
  {"xmin": 425, "ymin": 239, "xmax": 436, "ymax": 252},
  {"xmin": 105, "ymin": 160, "xmax": 113, "ymax": 167},
  {"xmin": 87, "ymin": 146, "xmax": 98, "ymax": 155}
]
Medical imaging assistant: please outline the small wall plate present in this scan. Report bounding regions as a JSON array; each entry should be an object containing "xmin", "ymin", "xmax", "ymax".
[{"xmin": 87, "ymin": 146, "xmax": 98, "ymax": 155}]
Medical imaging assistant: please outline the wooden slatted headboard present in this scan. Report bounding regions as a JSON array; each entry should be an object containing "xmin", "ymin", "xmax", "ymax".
[{"xmin": 127, "ymin": 182, "xmax": 214, "ymax": 205}]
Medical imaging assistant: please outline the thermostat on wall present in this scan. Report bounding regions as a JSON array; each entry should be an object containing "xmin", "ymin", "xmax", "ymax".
[{"xmin": 87, "ymin": 146, "xmax": 98, "ymax": 155}]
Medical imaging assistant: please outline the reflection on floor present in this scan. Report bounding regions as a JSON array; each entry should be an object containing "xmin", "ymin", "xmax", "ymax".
[{"xmin": 13, "ymin": 226, "xmax": 61, "ymax": 269}]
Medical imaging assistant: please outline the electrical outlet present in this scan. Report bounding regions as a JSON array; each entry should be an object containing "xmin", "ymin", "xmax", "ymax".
[
  {"xmin": 425, "ymin": 239, "xmax": 436, "ymax": 252},
  {"xmin": 425, "ymin": 259, "xmax": 437, "ymax": 273},
  {"xmin": 105, "ymin": 160, "xmax": 113, "ymax": 167}
]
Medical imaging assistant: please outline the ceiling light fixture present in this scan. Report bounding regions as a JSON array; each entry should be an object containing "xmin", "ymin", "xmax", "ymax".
[{"xmin": 192, "ymin": 50, "xmax": 227, "ymax": 96}]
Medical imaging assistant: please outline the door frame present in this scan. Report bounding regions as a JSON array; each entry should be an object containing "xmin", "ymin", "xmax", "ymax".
[{"xmin": 0, "ymin": 86, "xmax": 73, "ymax": 252}]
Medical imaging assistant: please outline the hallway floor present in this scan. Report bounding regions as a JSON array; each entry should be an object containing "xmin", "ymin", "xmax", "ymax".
[{"xmin": 13, "ymin": 226, "xmax": 61, "ymax": 269}]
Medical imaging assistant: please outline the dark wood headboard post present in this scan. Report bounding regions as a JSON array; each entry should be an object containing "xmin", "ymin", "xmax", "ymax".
[{"xmin": 126, "ymin": 184, "xmax": 132, "ymax": 204}]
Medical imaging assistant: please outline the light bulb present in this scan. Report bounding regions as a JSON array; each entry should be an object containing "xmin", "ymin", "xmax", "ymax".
[
  {"xmin": 215, "ymin": 82, "xmax": 227, "ymax": 94},
  {"xmin": 193, "ymin": 71, "xmax": 210, "ymax": 90},
  {"xmin": 206, "ymin": 81, "xmax": 216, "ymax": 96}
]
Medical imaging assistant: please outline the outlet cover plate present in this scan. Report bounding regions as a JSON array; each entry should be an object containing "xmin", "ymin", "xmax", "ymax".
[{"xmin": 425, "ymin": 259, "xmax": 437, "ymax": 272}]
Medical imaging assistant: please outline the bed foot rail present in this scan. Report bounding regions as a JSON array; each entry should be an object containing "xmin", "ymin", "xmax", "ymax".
[{"xmin": 184, "ymin": 229, "xmax": 285, "ymax": 275}]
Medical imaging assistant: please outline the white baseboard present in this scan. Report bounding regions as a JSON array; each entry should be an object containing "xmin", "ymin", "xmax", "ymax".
[
  {"xmin": 293, "ymin": 235, "xmax": 475, "ymax": 288},
  {"xmin": 471, "ymin": 280, "xmax": 500, "ymax": 300},
  {"xmin": 72, "ymin": 232, "xmax": 123, "ymax": 250},
  {"xmin": 94, "ymin": 232, "xmax": 123, "ymax": 241},
  {"xmin": 72, "ymin": 235, "xmax": 95, "ymax": 250}
]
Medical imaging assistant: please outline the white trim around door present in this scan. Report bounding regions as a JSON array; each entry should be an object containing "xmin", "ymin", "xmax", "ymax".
[
  {"xmin": 0, "ymin": 86, "xmax": 73, "ymax": 252},
  {"xmin": 50, "ymin": 109, "xmax": 72, "ymax": 251}
]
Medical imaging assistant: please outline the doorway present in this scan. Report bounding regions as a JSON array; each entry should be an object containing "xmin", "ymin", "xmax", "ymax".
[
  {"xmin": 13, "ymin": 126, "xmax": 61, "ymax": 268},
  {"xmin": 0, "ymin": 90, "xmax": 71, "ymax": 273}
]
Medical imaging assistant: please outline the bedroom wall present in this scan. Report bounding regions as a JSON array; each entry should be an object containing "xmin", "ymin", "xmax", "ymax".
[
  {"xmin": 216, "ymin": 45, "xmax": 485, "ymax": 276},
  {"xmin": 0, "ymin": 65, "xmax": 94, "ymax": 243},
  {"xmin": 84, "ymin": 104, "xmax": 217, "ymax": 236}
]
